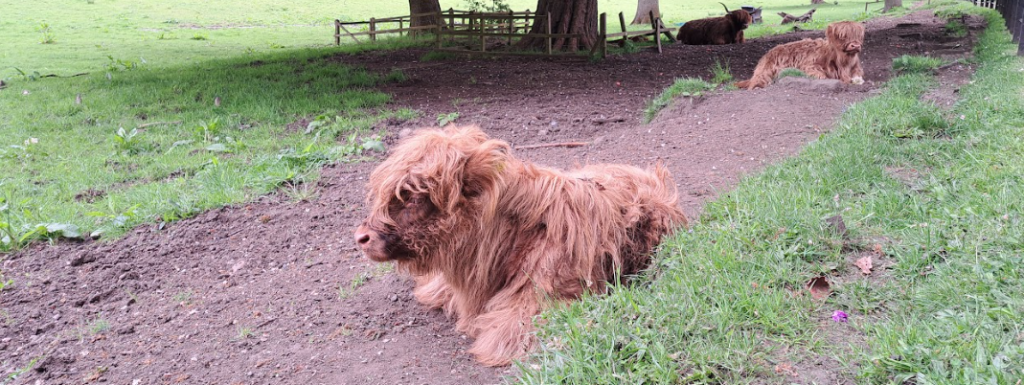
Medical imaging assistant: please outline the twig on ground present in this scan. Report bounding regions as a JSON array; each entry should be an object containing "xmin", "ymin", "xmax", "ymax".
[
  {"xmin": 515, "ymin": 142, "xmax": 589, "ymax": 150},
  {"xmin": 137, "ymin": 121, "xmax": 183, "ymax": 129}
]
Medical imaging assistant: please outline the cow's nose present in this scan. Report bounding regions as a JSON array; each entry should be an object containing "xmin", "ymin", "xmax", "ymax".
[{"xmin": 354, "ymin": 231, "xmax": 371, "ymax": 245}]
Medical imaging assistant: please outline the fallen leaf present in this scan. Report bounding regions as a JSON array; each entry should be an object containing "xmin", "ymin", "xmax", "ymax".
[
  {"xmin": 806, "ymin": 276, "xmax": 831, "ymax": 300},
  {"xmin": 855, "ymin": 255, "xmax": 873, "ymax": 275}
]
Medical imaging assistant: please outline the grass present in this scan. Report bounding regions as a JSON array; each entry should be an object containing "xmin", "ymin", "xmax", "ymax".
[
  {"xmin": 0, "ymin": 43, "xmax": 426, "ymax": 251},
  {"xmin": 643, "ymin": 78, "xmax": 715, "ymax": 123},
  {"xmin": 519, "ymin": 3, "xmax": 1024, "ymax": 384},
  {"xmin": 892, "ymin": 54, "xmax": 946, "ymax": 74}
]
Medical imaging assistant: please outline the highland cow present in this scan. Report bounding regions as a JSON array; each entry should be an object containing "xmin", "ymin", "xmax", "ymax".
[
  {"xmin": 353, "ymin": 125, "xmax": 687, "ymax": 366},
  {"xmin": 676, "ymin": 3, "xmax": 752, "ymax": 45},
  {"xmin": 735, "ymin": 21, "xmax": 865, "ymax": 89}
]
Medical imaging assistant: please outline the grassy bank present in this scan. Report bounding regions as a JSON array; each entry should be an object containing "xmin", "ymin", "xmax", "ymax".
[
  {"xmin": 0, "ymin": 44, "xmax": 420, "ymax": 250},
  {"xmin": 519, "ymin": 3, "xmax": 1023, "ymax": 384}
]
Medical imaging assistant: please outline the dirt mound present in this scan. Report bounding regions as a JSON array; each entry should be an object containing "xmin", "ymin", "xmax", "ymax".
[{"xmin": 0, "ymin": 10, "xmax": 980, "ymax": 385}]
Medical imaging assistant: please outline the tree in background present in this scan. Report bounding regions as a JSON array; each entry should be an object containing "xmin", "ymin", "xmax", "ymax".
[
  {"xmin": 409, "ymin": 0, "xmax": 442, "ymax": 34},
  {"xmin": 883, "ymin": 0, "xmax": 903, "ymax": 12},
  {"xmin": 631, "ymin": 0, "xmax": 661, "ymax": 25},
  {"xmin": 518, "ymin": 0, "xmax": 598, "ymax": 51}
]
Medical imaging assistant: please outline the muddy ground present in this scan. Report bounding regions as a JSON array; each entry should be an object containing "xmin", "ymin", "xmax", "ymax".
[{"xmin": 0, "ymin": 10, "xmax": 981, "ymax": 385}]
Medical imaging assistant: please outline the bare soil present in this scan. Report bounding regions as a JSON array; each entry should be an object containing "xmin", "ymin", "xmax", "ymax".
[{"xmin": 0, "ymin": 10, "xmax": 981, "ymax": 385}]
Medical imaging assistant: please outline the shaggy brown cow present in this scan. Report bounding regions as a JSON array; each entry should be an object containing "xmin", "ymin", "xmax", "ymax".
[
  {"xmin": 353, "ymin": 125, "xmax": 687, "ymax": 366},
  {"xmin": 735, "ymin": 21, "xmax": 865, "ymax": 90},
  {"xmin": 676, "ymin": 3, "xmax": 752, "ymax": 45}
]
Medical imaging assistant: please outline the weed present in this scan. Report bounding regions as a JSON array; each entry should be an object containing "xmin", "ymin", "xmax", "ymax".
[
  {"xmin": 191, "ymin": 119, "xmax": 222, "ymax": 142},
  {"xmin": 88, "ymin": 316, "xmax": 110, "ymax": 335},
  {"xmin": 171, "ymin": 290, "xmax": 193, "ymax": 305},
  {"xmin": 236, "ymin": 326, "xmax": 256, "ymax": 340},
  {"xmin": 112, "ymin": 127, "xmax": 143, "ymax": 154},
  {"xmin": 0, "ymin": 274, "xmax": 12, "ymax": 293},
  {"xmin": 892, "ymin": 55, "xmax": 944, "ymax": 74},
  {"xmin": 436, "ymin": 112, "xmax": 460, "ymax": 127},
  {"xmin": 37, "ymin": 22, "xmax": 55, "ymax": 44},
  {"xmin": 106, "ymin": 55, "xmax": 140, "ymax": 71},
  {"xmin": 1, "ymin": 357, "xmax": 39, "ymax": 385},
  {"xmin": 190, "ymin": 33, "xmax": 208, "ymax": 41},
  {"xmin": 709, "ymin": 59, "xmax": 733, "ymax": 84}
]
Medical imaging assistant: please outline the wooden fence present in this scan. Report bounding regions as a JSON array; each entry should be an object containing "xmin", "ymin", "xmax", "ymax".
[
  {"xmin": 334, "ymin": 9, "xmax": 679, "ymax": 59},
  {"xmin": 334, "ymin": 9, "xmax": 534, "ymax": 45},
  {"xmin": 973, "ymin": 0, "xmax": 998, "ymax": 8}
]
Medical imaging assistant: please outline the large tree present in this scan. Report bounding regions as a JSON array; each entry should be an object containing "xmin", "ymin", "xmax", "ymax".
[
  {"xmin": 630, "ymin": 0, "xmax": 661, "ymax": 25},
  {"xmin": 517, "ymin": 0, "xmax": 599, "ymax": 51},
  {"xmin": 409, "ymin": 0, "xmax": 442, "ymax": 35},
  {"xmin": 883, "ymin": 0, "xmax": 902, "ymax": 12}
]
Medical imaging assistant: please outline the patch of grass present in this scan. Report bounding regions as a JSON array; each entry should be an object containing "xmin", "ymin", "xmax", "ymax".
[
  {"xmin": 172, "ymin": 290, "xmax": 194, "ymax": 305},
  {"xmin": 643, "ymin": 78, "xmax": 715, "ymax": 123},
  {"xmin": 709, "ymin": 58, "xmax": 733, "ymax": 84},
  {"xmin": 520, "ymin": 6, "xmax": 1024, "ymax": 384},
  {"xmin": 0, "ymin": 274, "xmax": 12, "ymax": 293},
  {"xmin": 236, "ymin": 326, "xmax": 256, "ymax": 340},
  {"xmin": 778, "ymin": 67, "xmax": 809, "ymax": 79},
  {"xmin": 892, "ymin": 55, "xmax": 945, "ymax": 74},
  {"xmin": 436, "ymin": 112, "xmax": 460, "ymax": 127},
  {"xmin": 338, "ymin": 262, "xmax": 394, "ymax": 299},
  {"xmin": 88, "ymin": 316, "xmax": 110, "ymax": 335}
]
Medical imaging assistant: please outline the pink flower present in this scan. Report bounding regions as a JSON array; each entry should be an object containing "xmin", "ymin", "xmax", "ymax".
[{"xmin": 831, "ymin": 310, "xmax": 848, "ymax": 323}]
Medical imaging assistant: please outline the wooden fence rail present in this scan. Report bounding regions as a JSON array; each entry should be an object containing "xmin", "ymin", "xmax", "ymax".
[{"xmin": 335, "ymin": 10, "xmax": 679, "ymax": 59}]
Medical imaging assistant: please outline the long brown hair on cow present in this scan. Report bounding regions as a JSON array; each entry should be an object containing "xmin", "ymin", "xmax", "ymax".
[
  {"xmin": 353, "ymin": 125, "xmax": 688, "ymax": 366},
  {"xmin": 735, "ymin": 21, "xmax": 866, "ymax": 89},
  {"xmin": 676, "ymin": 3, "xmax": 752, "ymax": 45}
]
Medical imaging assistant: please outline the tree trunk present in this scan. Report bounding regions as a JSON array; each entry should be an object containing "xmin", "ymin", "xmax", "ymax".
[
  {"xmin": 883, "ymin": 0, "xmax": 902, "ymax": 12},
  {"xmin": 409, "ymin": 0, "xmax": 442, "ymax": 36},
  {"xmin": 517, "ymin": 0, "xmax": 598, "ymax": 51},
  {"xmin": 630, "ymin": 0, "xmax": 661, "ymax": 25}
]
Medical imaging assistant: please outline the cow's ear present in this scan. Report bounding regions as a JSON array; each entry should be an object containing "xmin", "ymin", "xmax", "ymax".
[{"xmin": 461, "ymin": 139, "xmax": 509, "ymax": 201}]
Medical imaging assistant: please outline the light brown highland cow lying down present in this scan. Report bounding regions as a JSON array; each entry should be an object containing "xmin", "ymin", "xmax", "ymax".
[
  {"xmin": 353, "ymin": 126, "xmax": 687, "ymax": 366},
  {"xmin": 735, "ymin": 21, "xmax": 866, "ymax": 89}
]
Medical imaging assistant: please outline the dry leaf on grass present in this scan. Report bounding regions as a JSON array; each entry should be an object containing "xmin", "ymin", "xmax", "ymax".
[
  {"xmin": 806, "ymin": 276, "xmax": 831, "ymax": 300},
  {"xmin": 854, "ymin": 255, "xmax": 873, "ymax": 275}
]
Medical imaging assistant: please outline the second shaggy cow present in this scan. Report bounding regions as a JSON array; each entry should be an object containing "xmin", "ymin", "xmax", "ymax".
[{"xmin": 676, "ymin": 3, "xmax": 752, "ymax": 45}]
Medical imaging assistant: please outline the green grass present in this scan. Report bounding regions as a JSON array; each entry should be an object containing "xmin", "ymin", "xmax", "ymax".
[
  {"xmin": 892, "ymin": 54, "xmax": 946, "ymax": 74},
  {"xmin": 643, "ymin": 78, "xmax": 715, "ymax": 123},
  {"xmin": 519, "ymin": 4, "xmax": 1024, "ymax": 384},
  {"xmin": 0, "ymin": 44, "xmax": 421, "ymax": 250}
]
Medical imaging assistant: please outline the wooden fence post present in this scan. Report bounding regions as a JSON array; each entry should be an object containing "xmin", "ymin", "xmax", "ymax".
[
  {"xmin": 618, "ymin": 12, "xmax": 627, "ymax": 47},
  {"xmin": 334, "ymin": 19, "xmax": 341, "ymax": 46},
  {"xmin": 508, "ymin": 10, "xmax": 514, "ymax": 46},
  {"xmin": 480, "ymin": 14, "xmax": 487, "ymax": 52},
  {"xmin": 546, "ymin": 12, "xmax": 553, "ymax": 55},
  {"xmin": 448, "ymin": 8, "xmax": 455, "ymax": 29},
  {"xmin": 650, "ymin": 11, "xmax": 662, "ymax": 53},
  {"xmin": 525, "ymin": 9, "xmax": 532, "ymax": 31},
  {"xmin": 600, "ymin": 12, "xmax": 607, "ymax": 59},
  {"xmin": 399, "ymin": 18, "xmax": 404, "ymax": 37},
  {"xmin": 370, "ymin": 17, "xmax": 377, "ymax": 41},
  {"xmin": 436, "ymin": 11, "xmax": 443, "ymax": 49}
]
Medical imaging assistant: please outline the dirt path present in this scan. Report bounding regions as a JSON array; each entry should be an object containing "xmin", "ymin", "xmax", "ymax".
[{"xmin": 0, "ymin": 11, "xmax": 981, "ymax": 385}]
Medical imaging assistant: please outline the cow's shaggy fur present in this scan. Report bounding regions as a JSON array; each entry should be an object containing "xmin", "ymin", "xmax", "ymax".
[
  {"xmin": 354, "ymin": 125, "xmax": 687, "ymax": 366},
  {"xmin": 676, "ymin": 4, "xmax": 752, "ymax": 45},
  {"xmin": 735, "ymin": 21, "xmax": 865, "ymax": 89}
]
